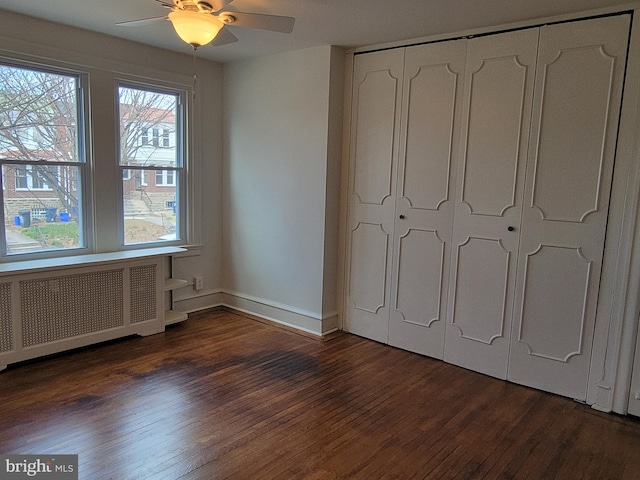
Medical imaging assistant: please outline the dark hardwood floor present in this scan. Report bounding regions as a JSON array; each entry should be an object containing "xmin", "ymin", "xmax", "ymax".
[{"xmin": 1, "ymin": 308, "xmax": 639, "ymax": 479}]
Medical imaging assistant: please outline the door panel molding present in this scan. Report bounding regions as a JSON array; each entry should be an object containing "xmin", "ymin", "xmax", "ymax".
[
  {"xmin": 348, "ymin": 222, "xmax": 390, "ymax": 314},
  {"xmin": 530, "ymin": 46, "xmax": 616, "ymax": 223},
  {"xmin": 353, "ymin": 68, "xmax": 400, "ymax": 206},
  {"xmin": 450, "ymin": 236, "xmax": 510, "ymax": 345},
  {"xmin": 517, "ymin": 244, "xmax": 591, "ymax": 362},
  {"xmin": 460, "ymin": 55, "xmax": 531, "ymax": 217},
  {"xmin": 394, "ymin": 228, "xmax": 445, "ymax": 328},
  {"xmin": 402, "ymin": 63, "xmax": 459, "ymax": 211}
]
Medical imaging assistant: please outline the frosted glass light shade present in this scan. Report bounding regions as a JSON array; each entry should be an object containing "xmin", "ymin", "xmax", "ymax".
[{"xmin": 168, "ymin": 10, "xmax": 223, "ymax": 47}]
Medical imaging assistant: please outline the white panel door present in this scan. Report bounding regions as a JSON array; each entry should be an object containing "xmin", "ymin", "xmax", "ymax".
[
  {"xmin": 508, "ymin": 15, "xmax": 630, "ymax": 400},
  {"xmin": 345, "ymin": 49, "xmax": 404, "ymax": 343},
  {"xmin": 444, "ymin": 29, "xmax": 539, "ymax": 379},
  {"xmin": 388, "ymin": 40, "xmax": 466, "ymax": 358}
]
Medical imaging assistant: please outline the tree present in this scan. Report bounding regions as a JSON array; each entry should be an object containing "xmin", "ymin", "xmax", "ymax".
[
  {"xmin": 0, "ymin": 64, "xmax": 176, "ymax": 221},
  {"xmin": 0, "ymin": 66, "xmax": 79, "ymax": 216},
  {"xmin": 118, "ymin": 86, "xmax": 177, "ymax": 169}
]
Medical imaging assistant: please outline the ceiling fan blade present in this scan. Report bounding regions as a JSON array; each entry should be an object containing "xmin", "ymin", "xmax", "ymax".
[
  {"xmin": 153, "ymin": 0, "xmax": 175, "ymax": 8},
  {"xmin": 208, "ymin": 0, "xmax": 234, "ymax": 12},
  {"xmin": 211, "ymin": 26, "xmax": 239, "ymax": 46},
  {"xmin": 116, "ymin": 16, "xmax": 168, "ymax": 27},
  {"xmin": 221, "ymin": 12, "xmax": 295, "ymax": 33}
]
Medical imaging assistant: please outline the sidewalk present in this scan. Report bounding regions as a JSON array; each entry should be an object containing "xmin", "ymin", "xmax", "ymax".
[{"xmin": 6, "ymin": 228, "xmax": 42, "ymax": 254}]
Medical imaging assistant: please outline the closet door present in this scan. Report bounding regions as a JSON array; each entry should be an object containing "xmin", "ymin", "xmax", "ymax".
[
  {"xmin": 628, "ymin": 324, "xmax": 640, "ymax": 417},
  {"xmin": 444, "ymin": 29, "xmax": 539, "ymax": 379},
  {"xmin": 345, "ymin": 49, "xmax": 404, "ymax": 343},
  {"xmin": 388, "ymin": 40, "xmax": 466, "ymax": 358},
  {"xmin": 508, "ymin": 15, "xmax": 630, "ymax": 400}
]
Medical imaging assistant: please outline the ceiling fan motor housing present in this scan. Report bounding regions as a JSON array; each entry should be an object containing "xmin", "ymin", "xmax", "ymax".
[{"xmin": 196, "ymin": 1, "xmax": 215, "ymax": 13}]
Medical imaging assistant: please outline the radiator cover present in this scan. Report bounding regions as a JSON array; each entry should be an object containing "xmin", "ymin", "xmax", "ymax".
[{"xmin": 0, "ymin": 256, "xmax": 166, "ymax": 369}]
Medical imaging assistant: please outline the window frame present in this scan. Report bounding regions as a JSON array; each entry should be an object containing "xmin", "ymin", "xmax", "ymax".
[
  {"xmin": 116, "ymin": 80, "xmax": 187, "ymax": 248},
  {"xmin": 0, "ymin": 58, "xmax": 92, "ymax": 261},
  {"xmin": 155, "ymin": 169, "xmax": 176, "ymax": 187},
  {"xmin": 14, "ymin": 165, "xmax": 59, "ymax": 191}
]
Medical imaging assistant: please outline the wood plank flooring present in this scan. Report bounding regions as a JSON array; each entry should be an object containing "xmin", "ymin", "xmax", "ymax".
[{"xmin": 1, "ymin": 308, "xmax": 639, "ymax": 479}]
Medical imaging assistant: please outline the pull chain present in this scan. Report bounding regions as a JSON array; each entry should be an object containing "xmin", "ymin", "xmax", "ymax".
[{"xmin": 192, "ymin": 45, "xmax": 198, "ymax": 100}]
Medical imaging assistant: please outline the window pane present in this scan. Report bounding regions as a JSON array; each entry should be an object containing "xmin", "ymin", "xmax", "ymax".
[
  {"xmin": 0, "ymin": 65, "xmax": 80, "ymax": 163},
  {"xmin": 123, "ymin": 169, "xmax": 178, "ymax": 245},
  {"xmin": 119, "ymin": 87, "xmax": 179, "ymax": 168},
  {"xmin": 2, "ymin": 164, "xmax": 84, "ymax": 254}
]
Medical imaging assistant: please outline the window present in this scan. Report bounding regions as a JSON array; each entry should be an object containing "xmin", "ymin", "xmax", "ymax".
[
  {"xmin": 0, "ymin": 62, "xmax": 87, "ymax": 256},
  {"xmin": 140, "ymin": 127, "xmax": 171, "ymax": 148},
  {"xmin": 14, "ymin": 165, "xmax": 58, "ymax": 190},
  {"xmin": 118, "ymin": 84, "xmax": 184, "ymax": 245},
  {"xmin": 161, "ymin": 129, "xmax": 170, "ymax": 148},
  {"xmin": 155, "ymin": 170, "xmax": 175, "ymax": 186}
]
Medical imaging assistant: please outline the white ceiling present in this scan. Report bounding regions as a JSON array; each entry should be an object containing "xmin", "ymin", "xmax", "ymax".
[{"xmin": 0, "ymin": 0, "xmax": 632, "ymax": 63}]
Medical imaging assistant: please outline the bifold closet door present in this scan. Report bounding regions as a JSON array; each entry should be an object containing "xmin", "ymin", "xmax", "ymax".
[
  {"xmin": 444, "ymin": 28, "xmax": 539, "ymax": 379},
  {"xmin": 345, "ymin": 49, "xmax": 404, "ymax": 343},
  {"xmin": 388, "ymin": 40, "xmax": 466, "ymax": 357},
  {"xmin": 508, "ymin": 15, "xmax": 630, "ymax": 400},
  {"xmin": 628, "ymin": 326, "xmax": 640, "ymax": 417}
]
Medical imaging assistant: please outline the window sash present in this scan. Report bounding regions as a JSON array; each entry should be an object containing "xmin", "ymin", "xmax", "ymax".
[
  {"xmin": 117, "ymin": 82, "xmax": 185, "ymax": 247},
  {"xmin": 0, "ymin": 61, "xmax": 88, "ymax": 258}
]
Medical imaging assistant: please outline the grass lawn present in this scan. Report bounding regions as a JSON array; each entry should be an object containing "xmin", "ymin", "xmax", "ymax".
[
  {"xmin": 12, "ymin": 219, "xmax": 169, "ymax": 247},
  {"xmin": 20, "ymin": 222, "xmax": 79, "ymax": 248}
]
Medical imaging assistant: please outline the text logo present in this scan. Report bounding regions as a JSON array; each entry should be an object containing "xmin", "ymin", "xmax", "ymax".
[{"xmin": 1, "ymin": 455, "xmax": 78, "ymax": 479}]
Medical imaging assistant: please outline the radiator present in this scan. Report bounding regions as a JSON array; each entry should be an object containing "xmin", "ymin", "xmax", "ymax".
[{"xmin": 0, "ymin": 255, "xmax": 167, "ymax": 370}]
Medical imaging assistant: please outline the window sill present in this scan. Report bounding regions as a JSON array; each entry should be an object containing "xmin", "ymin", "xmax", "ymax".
[
  {"xmin": 0, "ymin": 246, "xmax": 186, "ymax": 276},
  {"xmin": 171, "ymin": 244, "xmax": 203, "ymax": 258}
]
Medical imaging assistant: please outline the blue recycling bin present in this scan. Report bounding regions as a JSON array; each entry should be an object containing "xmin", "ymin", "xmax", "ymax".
[{"xmin": 45, "ymin": 207, "xmax": 57, "ymax": 222}]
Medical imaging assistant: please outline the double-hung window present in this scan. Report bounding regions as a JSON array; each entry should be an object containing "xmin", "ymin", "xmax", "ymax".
[
  {"xmin": 0, "ymin": 62, "xmax": 87, "ymax": 256},
  {"xmin": 118, "ymin": 83, "xmax": 185, "ymax": 245}
]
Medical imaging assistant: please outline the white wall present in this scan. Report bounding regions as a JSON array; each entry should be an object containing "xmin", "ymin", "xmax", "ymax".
[
  {"xmin": 222, "ymin": 45, "xmax": 344, "ymax": 334},
  {"xmin": 0, "ymin": 11, "xmax": 225, "ymax": 307}
]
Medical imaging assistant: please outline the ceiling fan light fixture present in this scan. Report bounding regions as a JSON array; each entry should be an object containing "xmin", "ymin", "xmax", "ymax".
[{"xmin": 168, "ymin": 10, "xmax": 223, "ymax": 47}]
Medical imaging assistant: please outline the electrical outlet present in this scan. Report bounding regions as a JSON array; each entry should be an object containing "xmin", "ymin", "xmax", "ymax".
[{"xmin": 194, "ymin": 276, "xmax": 203, "ymax": 291}]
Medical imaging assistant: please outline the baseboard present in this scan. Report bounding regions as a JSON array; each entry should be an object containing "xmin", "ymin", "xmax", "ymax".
[
  {"xmin": 175, "ymin": 289, "xmax": 340, "ymax": 337},
  {"xmin": 216, "ymin": 306, "xmax": 335, "ymax": 341},
  {"xmin": 174, "ymin": 289, "xmax": 224, "ymax": 313},
  {"xmin": 224, "ymin": 290, "xmax": 341, "ymax": 335}
]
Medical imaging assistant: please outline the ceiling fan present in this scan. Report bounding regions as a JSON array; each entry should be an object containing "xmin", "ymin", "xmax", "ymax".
[{"xmin": 118, "ymin": 0, "xmax": 295, "ymax": 48}]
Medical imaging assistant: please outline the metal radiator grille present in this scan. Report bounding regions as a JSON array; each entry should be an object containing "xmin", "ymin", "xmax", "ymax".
[
  {"xmin": 20, "ymin": 270, "xmax": 124, "ymax": 347},
  {"xmin": 0, "ymin": 283, "xmax": 13, "ymax": 353},
  {"xmin": 130, "ymin": 265, "xmax": 156, "ymax": 324}
]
